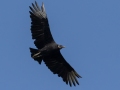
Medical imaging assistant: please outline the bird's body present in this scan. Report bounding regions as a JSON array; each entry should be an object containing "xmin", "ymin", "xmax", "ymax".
[
  {"xmin": 29, "ymin": 1, "xmax": 82, "ymax": 86},
  {"xmin": 31, "ymin": 43, "xmax": 59, "ymax": 58}
]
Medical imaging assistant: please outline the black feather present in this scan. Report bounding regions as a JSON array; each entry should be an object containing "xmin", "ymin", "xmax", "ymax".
[{"xmin": 29, "ymin": 1, "xmax": 82, "ymax": 87}]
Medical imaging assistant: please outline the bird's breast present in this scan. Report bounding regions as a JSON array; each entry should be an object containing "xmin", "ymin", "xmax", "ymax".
[{"xmin": 41, "ymin": 44, "xmax": 58, "ymax": 54}]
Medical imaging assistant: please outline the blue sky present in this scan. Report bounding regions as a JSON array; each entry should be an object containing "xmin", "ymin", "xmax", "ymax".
[{"xmin": 0, "ymin": 0, "xmax": 120, "ymax": 90}]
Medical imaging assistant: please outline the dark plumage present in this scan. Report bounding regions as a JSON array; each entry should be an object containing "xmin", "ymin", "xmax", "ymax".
[{"xmin": 29, "ymin": 1, "xmax": 82, "ymax": 86}]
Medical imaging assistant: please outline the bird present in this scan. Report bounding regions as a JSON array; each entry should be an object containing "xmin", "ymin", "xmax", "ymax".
[{"xmin": 29, "ymin": 1, "xmax": 82, "ymax": 86}]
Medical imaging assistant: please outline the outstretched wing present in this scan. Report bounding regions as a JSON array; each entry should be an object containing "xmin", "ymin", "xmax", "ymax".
[
  {"xmin": 43, "ymin": 51, "xmax": 82, "ymax": 86},
  {"xmin": 29, "ymin": 1, "xmax": 55, "ymax": 49}
]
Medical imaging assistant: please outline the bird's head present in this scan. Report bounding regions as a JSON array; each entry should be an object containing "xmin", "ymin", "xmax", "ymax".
[{"xmin": 58, "ymin": 45, "xmax": 65, "ymax": 49}]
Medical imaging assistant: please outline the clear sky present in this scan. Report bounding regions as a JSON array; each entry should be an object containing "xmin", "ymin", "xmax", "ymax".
[{"xmin": 0, "ymin": 0, "xmax": 120, "ymax": 90}]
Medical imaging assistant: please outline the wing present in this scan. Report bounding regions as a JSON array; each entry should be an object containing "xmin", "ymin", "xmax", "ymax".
[
  {"xmin": 29, "ymin": 1, "xmax": 55, "ymax": 49},
  {"xmin": 43, "ymin": 51, "xmax": 82, "ymax": 86}
]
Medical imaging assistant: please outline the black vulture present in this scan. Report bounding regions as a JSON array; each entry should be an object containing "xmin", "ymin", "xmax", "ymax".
[{"xmin": 29, "ymin": 1, "xmax": 82, "ymax": 86}]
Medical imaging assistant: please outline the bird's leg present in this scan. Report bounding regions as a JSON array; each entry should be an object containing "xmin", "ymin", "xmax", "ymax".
[{"xmin": 32, "ymin": 52, "xmax": 41, "ymax": 58}]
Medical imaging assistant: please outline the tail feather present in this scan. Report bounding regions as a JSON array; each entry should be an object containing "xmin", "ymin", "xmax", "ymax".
[{"xmin": 29, "ymin": 48, "xmax": 42, "ymax": 64}]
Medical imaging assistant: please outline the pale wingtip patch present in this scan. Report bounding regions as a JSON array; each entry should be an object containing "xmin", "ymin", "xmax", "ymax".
[
  {"xmin": 41, "ymin": 2, "xmax": 46, "ymax": 12},
  {"xmin": 30, "ymin": 1, "xmax": 47, "ymax": 19}
]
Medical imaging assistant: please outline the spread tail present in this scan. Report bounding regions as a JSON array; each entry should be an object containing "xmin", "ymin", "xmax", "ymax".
[{"xmin": 29, "ymin": 48, "xmax": 42, "ymax": 64}]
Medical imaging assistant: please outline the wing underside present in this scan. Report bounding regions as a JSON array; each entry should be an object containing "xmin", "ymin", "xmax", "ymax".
[
  {"xmin": 29, "ymin": 1, "xmax": 55, "ymax": 49},
  {"xmin": 43, "ymin": 51, "xmax": 82, "ymax": 86}
]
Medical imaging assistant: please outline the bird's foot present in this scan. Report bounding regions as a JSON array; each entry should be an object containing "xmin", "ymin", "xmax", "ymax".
[{"xmin": 32, "ymin": 52, "xmax": 41, "ymax": 58}]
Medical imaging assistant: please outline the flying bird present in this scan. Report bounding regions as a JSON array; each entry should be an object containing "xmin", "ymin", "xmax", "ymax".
[{"xmin": 29, "ymin": 1, "xmax": 82, "ymax": 86}]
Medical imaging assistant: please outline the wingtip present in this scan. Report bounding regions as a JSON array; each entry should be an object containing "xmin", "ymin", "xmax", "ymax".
[
  {"xmin": 42, "ymin": 2, "xmax": 45, "ymax": 12},
  {"xmin": 35, "ymin": 1, "xmax": 37, "ymax": 4},
  {"xmin": 35, "ymin": 1, "xmax": 38, "ymax": 7},
  {"xmin": 42, "ymin": 2, "xmax": 44, "ymax": 6}
]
